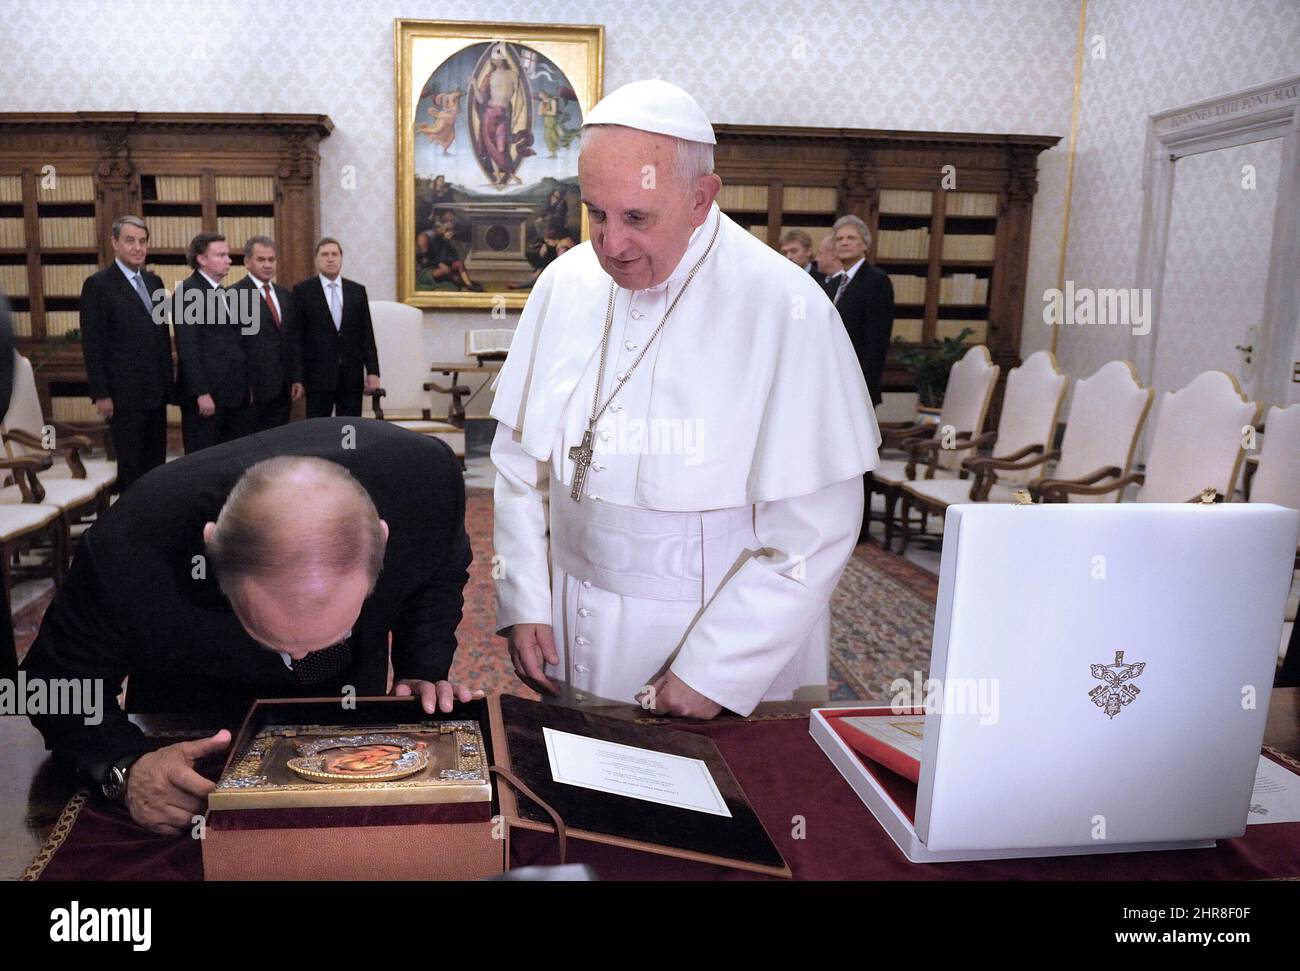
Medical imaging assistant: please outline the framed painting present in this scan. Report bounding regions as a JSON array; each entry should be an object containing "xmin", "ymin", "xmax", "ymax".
[{"xmin": 395, "ymin": 19, "xmax": 604, "ymax": 309}]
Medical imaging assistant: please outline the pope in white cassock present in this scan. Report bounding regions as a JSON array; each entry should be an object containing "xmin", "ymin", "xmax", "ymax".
[{"xmin": 490, "ymin": 79, "xmax": 881, "ymax": 719}]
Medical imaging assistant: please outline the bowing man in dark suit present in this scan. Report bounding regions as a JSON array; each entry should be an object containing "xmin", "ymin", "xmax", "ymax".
[
  {"xmin": 78, "ymin": 215, "xmax": 173, "ymax": 492},
  {"xmin": 294, "ymin": 237, "xmax": 380, "ymax": 419},
  {"xmin": 22, "ymin": 417, "xmax": 478, "ymax": 836},
  {"xmin": 232, "ymin": 235, "xmax": 303, "ymax": 432},
  {"xmin": 173, "ymin": 232, "xmax": 251, "ymax": 453},
  {"xmin": 824, "ymin": 215, "xmax": 894, "ymax": 407}
]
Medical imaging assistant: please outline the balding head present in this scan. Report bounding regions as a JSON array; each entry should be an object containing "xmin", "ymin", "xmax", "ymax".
[{"xmin": 204, "ymin": 457, "xmax": 389, "ymax": 659}]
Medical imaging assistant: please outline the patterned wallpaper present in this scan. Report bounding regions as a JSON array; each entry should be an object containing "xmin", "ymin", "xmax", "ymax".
[
  {"xmin": 1, "ymin": 0, "xmax": 1294, "ymax": 413},
  {"xmin": 1060, "ymin": 0, "xmax": 1300, "ymax": 413},
  {"xmin": 0, "ymin": 0, "xmax": 1074, "ymax": 396}
]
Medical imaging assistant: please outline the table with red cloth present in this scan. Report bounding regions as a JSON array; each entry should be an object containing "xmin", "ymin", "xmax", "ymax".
[{"xmin": 26, "ymin": 694, "xmax": 1300, "ymax": 881}]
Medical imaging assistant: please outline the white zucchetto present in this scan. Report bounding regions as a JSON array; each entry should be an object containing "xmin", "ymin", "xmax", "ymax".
[{"xmin": 582, "ymin": 79, "xmax": 716, "ymax": 145}]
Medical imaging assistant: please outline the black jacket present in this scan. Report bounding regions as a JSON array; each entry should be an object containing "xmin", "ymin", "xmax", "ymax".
[
  {"xmin": 826, "ymin": 262, "xmax": 895, "ymax": 406},
  {"xmin": 21, "ymin": 418, "xmax": 472, "ymax": 782},
  {"xmin": 230, "ymin": 276, "xmax": 302, "ymax": 401},
  {"xmin": 293, "ymin": 276, "xmax": 380, "ymax": 393},
  {"xmin": 78, "ymin": 263, "xmax": 173, "ymax": 409},
  {"xmin": 173, "ymin": 271, "xmax": 248, "ymax": 408}
]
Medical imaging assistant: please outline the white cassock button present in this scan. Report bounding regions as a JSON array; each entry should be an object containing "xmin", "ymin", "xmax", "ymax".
[
  {"xmin": 578, "ymin": 608, "xmax": 592, "ymax": 617},
  {"xmin": 631, "ymin": 310, "xmax": 644, "ymax": 320},
  {"xmin": 599, "ymin": 430, "xmax": 611, "ymax": 441},
  {"xmin": 610, "ymin": 403, "xmax": 623, "ymax": 413},
  {"xmin": 624, "ymin": 340, "xmax": 637, "ymax": 351},
  {"xmin": 616, "ymin": 370, "xmax": 626, "ymax": 381},
  {"xmin": 575, "ymin": 664, "xmax": 589, "ymax": 674},
  {"xmin": 575, "ymin": 693, "xmax": 586, "ymax": 702},
  {"xmin": 582, "ymin": 579, "xmax": 592, "ymax": 588},
  {"xmin": 592, "ymin": 464, "xmax": 605, "ymax": 472},
  {"xmin": 575, "ymin": 636, "xmax": 590, "ymax": 646},
  {"xmin": 588, "ymin": 493, "xmax": 600, "ymax": 501}
]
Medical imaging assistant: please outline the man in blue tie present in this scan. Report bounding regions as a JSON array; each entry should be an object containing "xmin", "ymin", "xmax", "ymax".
[{"xmin": 78, "ymin": 216, "xmax": 174, "ymax": 492}]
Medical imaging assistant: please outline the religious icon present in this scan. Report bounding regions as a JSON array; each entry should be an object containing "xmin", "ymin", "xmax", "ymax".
[
  {"xmin": 396, "ymin": 20, "xmax": 604, "ymax": 308},
  {"xmin": 210, "ymin": 721, "xmax": 490, "ymax": 809},
  {"xmin": 285, "ymin": 735, "xmax": 432, "ymax": 783}
]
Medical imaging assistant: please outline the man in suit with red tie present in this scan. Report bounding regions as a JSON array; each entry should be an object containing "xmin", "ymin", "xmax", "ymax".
[
  {"xmin": 78, "ymin": 215, "xmax": 173, "ymax": 491},
  {"xmin": 232, "ymin": 236, "xmax": 302, "ymax": 432},
  {"xmin": 293, "ymin": 237, "xmax": 380, "ymax": 418}
]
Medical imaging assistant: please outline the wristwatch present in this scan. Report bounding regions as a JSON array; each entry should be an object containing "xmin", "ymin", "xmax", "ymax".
[{"xmin": 101, "ymin": 754, "xmax": 140, "ymax": 802}]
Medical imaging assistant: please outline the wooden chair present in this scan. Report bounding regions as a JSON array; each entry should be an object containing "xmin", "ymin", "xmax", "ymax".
[
  {"xmin": 899, "ymin": 350, "xmax": 1068, "ymax": 551},
  {"xmin": 365, "ymin": 301, "xmax": 466, "ymax": 463},
  {"xmin": 866, "ymin": 345, "xmax": 999, "ymax": 550},
  {"xmin": 3, "ymin": 353, "xmax": 116, "ymax": 497},
  {"xmin": 1036, "ymin": 370, "xmax": 1259, "ymax": 503},
  {"xmin": 0, "ymin": 453, "xmax": 66, "ymax": 602},
  {"xmin": 962, "ymin": 360, "xmax": 1153, "ymax": 505},
  {"xmin": 2, "ymin": 355, "xmax": 112, "ymax": 570}
]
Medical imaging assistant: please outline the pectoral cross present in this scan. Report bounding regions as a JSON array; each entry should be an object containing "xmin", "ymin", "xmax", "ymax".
[{"xmin": 568, "ymin": 427, "xmax": 595, "ymax": 502}]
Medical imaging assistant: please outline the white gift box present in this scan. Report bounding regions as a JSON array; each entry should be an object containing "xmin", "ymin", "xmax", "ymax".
[{"xmin": 812, "ymin": 502, "xmax": 1300, "ymax": 863}]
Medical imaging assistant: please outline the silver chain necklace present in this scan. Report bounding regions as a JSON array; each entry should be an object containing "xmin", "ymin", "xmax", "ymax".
[{"xmin": 568, "ymin": 214, "xmax": 721, "ymax": 502}]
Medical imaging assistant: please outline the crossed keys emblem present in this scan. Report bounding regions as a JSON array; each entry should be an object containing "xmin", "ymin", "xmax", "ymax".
[{"xmin": 1088, "ymin": 650, "xmax": 1146, "ymax": 719}]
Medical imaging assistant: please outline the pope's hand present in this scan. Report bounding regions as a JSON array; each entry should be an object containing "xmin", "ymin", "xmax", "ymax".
[
  {"xmin": 125, "ymin": 729, "xmax": 230, "ymax": 836},
  {"xmin": 641, "ymin": 671, "xmax": 723, "ymax": 720},
  {"xmin": 393, "ymin": 678, "xmax": 485, "ymax": 713},
  {"xmin": 506, "ymin": 624, "xmax": 559, "ymax": 695}
]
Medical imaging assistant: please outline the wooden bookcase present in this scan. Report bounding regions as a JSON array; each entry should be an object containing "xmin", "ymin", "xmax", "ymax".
[
  {"xmin": 713, "ymin": 125, "xmax": 1060, "ymax": 411},
  {"xmin": 0, "ymin": 112, "xmax": 333, "ymax": 418}
]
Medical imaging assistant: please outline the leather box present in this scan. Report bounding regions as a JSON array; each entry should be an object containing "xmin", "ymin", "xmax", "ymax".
[{"xmin": 202, "ymin": 696, "xmax": 503, "ymax": 881}]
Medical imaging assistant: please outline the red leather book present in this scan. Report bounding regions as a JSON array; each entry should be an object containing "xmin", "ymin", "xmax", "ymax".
[{"xmin": 829, "ymin": 712, "xmax": 924, "ymax": 784}]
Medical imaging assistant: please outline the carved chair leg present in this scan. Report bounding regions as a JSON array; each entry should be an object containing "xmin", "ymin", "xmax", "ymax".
[
  {"xmin": 883, "ymin": 485, "xmax": 900, "ymax": 552},
  {"xmin": 51, "ymin": 521, "xmax": 66, "ymax": 588},
  {"xmin": 901, "ymin": 494, "xmax": 915, "ymax": 554}
]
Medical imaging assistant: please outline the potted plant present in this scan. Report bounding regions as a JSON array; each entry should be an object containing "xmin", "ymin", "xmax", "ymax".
[{"xmin": 891, "ymin": 327, "xmax": 975, "ymax": 409}]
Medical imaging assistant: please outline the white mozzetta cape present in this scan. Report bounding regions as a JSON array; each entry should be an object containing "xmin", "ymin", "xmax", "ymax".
[{"xmin": 490, "ymin": 205, "xmax": 881, "ymax": 510}]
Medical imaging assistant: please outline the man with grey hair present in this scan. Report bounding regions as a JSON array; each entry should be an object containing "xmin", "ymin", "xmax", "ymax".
[
  {"xmin": 492, "ymin": 79, "xmax": 881, "ymax": 720},
  {"xmin": 825, "ymin": 213, "xmax": 894, "ymax": 407},
  {"xmin": 78, "ymin": 215, "xmax": 173, "ymax": 491},
  {"xmin": 23, "ymin": 417, "xmax": 476, "ymax": 836},
  {"xmin": 232, "ymin": 235, "xmax": 303, "ymax": 431}
]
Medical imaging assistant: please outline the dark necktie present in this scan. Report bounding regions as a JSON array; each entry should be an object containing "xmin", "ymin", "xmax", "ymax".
[
  {"xmin": 291, "ymin": 638, "xmax": 353, "ymax": 685},
  {"xmin": 833, "ymin": 272, "xmax": 850, "ymax": 305}
]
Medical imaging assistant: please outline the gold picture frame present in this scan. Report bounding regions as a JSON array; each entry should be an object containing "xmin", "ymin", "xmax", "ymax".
[{"xmin": 394, "ymin": 18, "xmax": 604, "ymax": 309}]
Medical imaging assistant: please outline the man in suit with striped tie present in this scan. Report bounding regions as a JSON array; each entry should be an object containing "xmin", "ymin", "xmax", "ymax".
[
  {"xmin": 294, "ymin": 237, "xmax": 380, "ymax": 419},
  {"xmin": 78, "ymin": 215, "xmax": 173, "ymax": 491},
  {"xmin": 823, "ymin": 215, "xmax": 894, "ymax": 407},
  {"xmin": 232, "ymin": 235, "xmax": 303, "ymax": 432}
]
